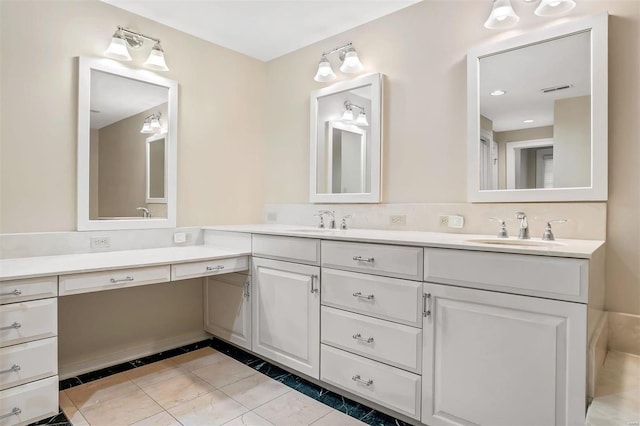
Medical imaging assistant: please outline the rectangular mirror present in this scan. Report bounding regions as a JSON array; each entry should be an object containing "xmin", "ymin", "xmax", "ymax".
[
  {"xmin": 77, "ymin": 57, "xmax": 177, "ymax": 230},
  {"xmin": 467, "ymin": 14, "xmax": 607, "ymax": 202},
  {"xmin": 310, "ymin": 73, "xmax": 382, "ymax": 203}
]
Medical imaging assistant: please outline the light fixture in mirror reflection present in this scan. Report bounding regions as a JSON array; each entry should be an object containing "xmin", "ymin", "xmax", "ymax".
[
  {"xmin": 467, "ymin": 14, "xmax": 607, "ymax": 203},
  {"xmin": 310, "ymin": 73, "xmax": 382, "ymax": 203},
  {"xmin": 77, "ymin": 57, "xmax": 178, "ymax": 230}
]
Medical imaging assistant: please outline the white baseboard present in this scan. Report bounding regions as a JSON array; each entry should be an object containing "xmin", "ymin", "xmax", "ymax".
[
  {"xmin": 587, "ymin": 312, "xmax": 608, "ymax": 399},
  {"xmin": 59, "ymin": 330, "xmax": 210, "ymax": 379}
]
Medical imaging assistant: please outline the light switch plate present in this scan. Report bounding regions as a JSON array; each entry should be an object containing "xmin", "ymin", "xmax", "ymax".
[{"xmin": 174, "ymin": 233, "xmax": 187, "ymax": 243}]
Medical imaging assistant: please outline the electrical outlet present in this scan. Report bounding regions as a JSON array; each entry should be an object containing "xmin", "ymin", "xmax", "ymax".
[
  {"xmin": 439, "ymin": 215, "xmax": 449, "ymax": 226},
  {"xmin": 174, "ymin": 233, "xmax": 187, "ymax": 243},
  {"xmin": 390, "ymin": 215, "xmax": 406, "ymax": 225},
  {"xmin": 90, "ymin": 236, "xmax": 110, "ymax": 249}
]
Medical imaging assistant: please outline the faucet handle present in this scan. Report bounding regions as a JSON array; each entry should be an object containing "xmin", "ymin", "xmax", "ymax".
[
  {"xmin": 340, "ymin": 215, "xmax": 353, "ymax": 230},
  {"xmin": 542, "ymin": 219, "xmax": 568, "ymax": 241},
  {"xmin": 488, "ymin": 218, "xmax": 508, "ymax": 238},
  {"xmin": 314, "ymin": 213, "xmax": 326, "ymax": 229}
]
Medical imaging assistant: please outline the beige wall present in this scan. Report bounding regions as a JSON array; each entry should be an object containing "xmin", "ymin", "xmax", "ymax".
[
  {"xmin": 0, "ymin": 0, "xmax": 266, "ymax": 232},
  {"xmin": 264, "ymin": 1, "xmax": 640, "ymax": 315},
  {"xmin": 554, "ymin": 95, "xmax": 591, "ymax": 188}
]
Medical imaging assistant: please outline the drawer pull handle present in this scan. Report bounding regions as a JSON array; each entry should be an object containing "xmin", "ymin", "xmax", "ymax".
[
  {"xmin": 352, "ymin": 256, "xmax": 375, "ymax": 263},
  {"xmin": 110, "ymin": 276, "xmax": 134, "ymax": 283},
  {"xmin": 0, "ymin": 289, "xmax": 22, "ymax": 296},
  {"xmin": 0, "ymin": 322, "xmax": 21, "ymax": 331},
  {"xmin": 352, "ymin": 333, "xmax": 374, "ymax": 344},
  {"xmin": 352, "ymin": 292, "xmax": 374, "ymax": 300},
  {"xmin": 310, "ymin": 274, "xmax": 319, "ymax": 294},
  {"xmin": 206, "ymin": 265, "xmax": 225, "ymax": 272},
  {"xmin": 0, "ymin": 364, "xmax": 20, "ymax": 374},
  {"xmin": 243, "ymin": 279, "xmax": 251, "ymax": 298},
  {"xmin": 423, "ymin": 292, "xmax": 432, "ymax": 317},
  {"xmin": 351, "ymin": 374, "xmax": 373, "ymax": 386},
  {"xmin": 0, "ymin": 407, "xmax": 21, "ymax": 419}
]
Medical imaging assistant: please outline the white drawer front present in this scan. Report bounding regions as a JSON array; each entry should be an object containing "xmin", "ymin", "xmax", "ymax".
[
  {"xmin": 0, "ymin": 376, "xmax": 58, "ymax": 426},
  {"xmin": 322, "ymin": 307, "xmax": 422, "ymax": 373},
  {"xmin": 0, "ymin": 277, "xmax": 57, "ymax": 305},
  {"xmin": 59, "ymin": 265, "xmax": 171, "ymax": 296},
  {"xmin": 321, "ymin": 344, "xmax": 421, "ymax": 420},
  {"xmin": 252, "ymin": 234, "xmax": 320, "ymax": 265},
  {"xmin": 322, "ymin": 241, "xmax": 423, "ymax": 280},
  {"xmin": 171, "ymin": 256, "xmax": 249, "ymax": 281},
  {"xmin": 321, "ymin": 268, "xmax": 422, "ymax": 327},
  {"xmin": 0, "ymin": 299, "xmax": 57, "ymax": 348},
  {"xmin": 424, "ymin": 248, "xmax": 588, "ymax": 302},
  {"xmin": 0, "ymin": 338, "xmax": 57, "ymax": 391}
]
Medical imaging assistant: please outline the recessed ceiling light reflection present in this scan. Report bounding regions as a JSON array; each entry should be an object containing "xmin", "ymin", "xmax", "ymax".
[
  {"xmin": 490, "ymin": 90, "xmax": 506, "ymax": 96},
  {"xmin": 523, "ymin": 119, "xmax": 535, "ymax": 123}
]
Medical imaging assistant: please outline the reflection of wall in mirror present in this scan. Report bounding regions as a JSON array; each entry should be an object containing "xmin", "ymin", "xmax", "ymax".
[
  {"xmin": 148, "ymin": 138, "xmax": 165, "ymax": 199},
  {"xmin": 494, "ymin": 126, "xmax": 553, "ymax": 189},
  {"xmin": 332, "ymin": 130, "xmax": 363, "ymax": 193},
  {"xmin": 89, "ymin": 102, "xmax": 168, "ymax": 219},
  {"xmin": 554, "ymin": 95, "xmax": 591, "ymax": 188},
  {"xmin": 317, "ymin": 91, "xmax": 371, "ymax": 194}
]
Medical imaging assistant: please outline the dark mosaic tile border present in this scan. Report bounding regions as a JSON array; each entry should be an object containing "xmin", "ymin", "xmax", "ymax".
[{"xmin": 51, "ymin": 337, "xmax": 411, "ymax": 426}]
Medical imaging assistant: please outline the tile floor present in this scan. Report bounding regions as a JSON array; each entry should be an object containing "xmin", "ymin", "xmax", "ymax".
[{"xmin": 45, "ymin": 337, "xmax": 409, "ymax": 426}]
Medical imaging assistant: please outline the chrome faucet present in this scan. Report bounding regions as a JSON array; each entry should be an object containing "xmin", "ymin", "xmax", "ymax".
[
  {"xmin": 515, "ymin": 212, "xmax": 529, "ymax": 239},
  {"xmin": 318, "ymin": 210, "xmax": 336, "ymax": 229},
  {"xmin": 137, "ymin": 207, "xmax": 151, "ymax": 218},
  {"xmin": 340, "ymin": 215, "xmax": 352, "ymax": 230}
]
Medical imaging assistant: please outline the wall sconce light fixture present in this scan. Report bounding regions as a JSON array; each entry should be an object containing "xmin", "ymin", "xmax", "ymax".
[
  {"xmin": 342, "ymin": 101, "xmax": 368, "ymax": 126},
  {"xmin": 140, "ymin": 113, "xmax": 162, "ymax": 133},
  {"xmin": 484, "ymin": 0, "xmax": 576, "ymax": 29},
  {"xmin": 105, "ymin": 27, "xmax": 169, "ymax": 72},
  {"xmin": 314, "ymin": 42, "xmax": 363, "ymax": 82}
]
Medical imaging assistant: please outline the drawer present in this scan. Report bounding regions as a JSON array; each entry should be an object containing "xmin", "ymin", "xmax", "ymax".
[
  {"xmin": 322, "ymin": 306, "xmax": 422, "ymax": 373},
  {"xmin": 321, "ymin": 344, "xmax": 421, "ymax": 420},
  {"xmin": 322, "ymin": 241, "xmax": 423, "ymax": 280},
  {"xmin": 59, "ymin": 265, "xmax": 171, "ymax": 296},
  {"xmin": 0, "ymin": 277, "xmax": 57, "ymax": 305},
  {"xmin": 0, "ymin": 338, "xmax": 57, "ymax": 391},
  {"xmin": 252, "ymin": 234, "xmax": 320, "ymax": 265},
  {"xmin": 171, "ymin": 256, "xmax": 249, "ymax": 281},
  {"xmin": 0, "ymin": 299, "xmax": 57, "ymax": 348},
  {"xmin": 424, "ymin": 248, "xmax": 588, "ymax": 302},
  {"xmin": 321, "ymin": 268, "xmax": 422, "ymax": 327},
  {"xmin": 0, "ymin": 376, "xmax": 58, "ymax": 426}
]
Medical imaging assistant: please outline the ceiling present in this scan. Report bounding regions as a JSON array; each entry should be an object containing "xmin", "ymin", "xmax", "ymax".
[
  {"xmin": 101, "ymin": 0, "xmax": 421, "ymax": 61},
  {"xmin": 480, "ymin": 31, "xmax": 591, "ymax": 133}
]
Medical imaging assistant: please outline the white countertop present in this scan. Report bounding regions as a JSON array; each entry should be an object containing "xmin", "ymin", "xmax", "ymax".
[
  {"xmin": 204, "ymin": 224, "xmax": 604, "ymax": 259},
  {"xmin": 0, "ymin": 245, "xmax": 250, "ymax": 281}
]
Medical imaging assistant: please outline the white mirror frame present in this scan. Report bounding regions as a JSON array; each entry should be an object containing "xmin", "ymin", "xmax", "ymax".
[
  {"xmin": 77, "ymin": 56, "xmax": 178, "ymax": 230},
  {"xmin": 146, "ymin": 132, "xmax": 168, "ymax": 203},
  {"xmin": 467, "ymin": 14, "xmax": 608, "ymax": 202},
  {"xmin": 310, "ymin": 73, "xmax": 383, "ymax": 203}
]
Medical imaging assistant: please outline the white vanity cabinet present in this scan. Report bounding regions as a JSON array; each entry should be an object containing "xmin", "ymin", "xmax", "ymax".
[
  {"xmin": 251, "ymin": 235, "xmax": 321, "ymax": 379},
  {"xmin": 421, "ymin": 249, "xmax": 590, "ymax": 426},
  {"xmin": 204, "ymin": 272, "xmax": 252, "ymax": 351}
]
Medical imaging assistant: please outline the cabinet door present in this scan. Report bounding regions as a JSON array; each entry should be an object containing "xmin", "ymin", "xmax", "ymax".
[
  {"xmin": 252, "ymin": 257, "xmax": 320, "ymax": 379},
  {"xmin": 204, "ymin": 273, "xmax": 251, "ymax": 351},
  {"xmin": 422, "ymin": 282, "xmax": 586, "ymax": 426}
]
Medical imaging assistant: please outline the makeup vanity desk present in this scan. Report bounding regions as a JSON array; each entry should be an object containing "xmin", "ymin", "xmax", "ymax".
[{"xmin": 0, "ymin": 244, "xmax": 250, "ymax": 425}]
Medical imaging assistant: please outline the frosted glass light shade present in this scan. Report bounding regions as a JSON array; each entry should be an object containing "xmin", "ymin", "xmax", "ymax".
[
  {"xmin": 535, "ymin": 0, "xmax": 576, "ymax": 16},
  {"xmin": 355, "ymin": 111, "xmax": 368, "ymax": 126},
  {"xmin": 140, "ymin": 120, "xmax": 152, "ymax": 133},
  {"xmin": 340, "ymin": 50, "xmax": 364, "ymax": 73},
  {"xmin": 342, "ymin": 109, "xmax": 354, "ymax": 121},
  {"xmin": 144, "ymin": 44, "xmax": 169, "ymax": 72},
  {"xmin": 314, "ymin": 57, "xmax": 336, "ymax": 82},
  {"xmin": 104, "ymin": 35, "xmax": 132, "ymax": 61},
  {"xmin": 150, "ymin": 116, "xmax": 161, "ymax": 130},
  {"xmin": 484, "ymin": 0, "xmax": 520, "ymax": 29}
]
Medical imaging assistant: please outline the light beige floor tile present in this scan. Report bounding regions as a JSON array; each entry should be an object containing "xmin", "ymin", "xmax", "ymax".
[
  {"xmin": 125, "ymin": 359, "xmax": 182, "ymax": 387},
  {"xmin": 172, "ymin": 347, "xmax": 226, "ymax": 371},
  {"xmin": 130, "ymin": 410, "xmax": 182, "ymax": 426},
  {"xmin": 219, "ymin": 373, "xmax": 290, "ymax": 410},
  {"xmin": 140, "ymin": 370, "xmax": 216, "ymax": 409},
  {"xmin": 80, "ymin": 387, "xmax": 163, "ymax": 426},
  {"xmin": 253, "ymin": 390, "xmax": 332, "ymax": 426},
  {"xmin": 311, "ymin": 410, "xmax": 367, "ymax": 426},
  {"xmin": 193, "ymin": 356, "xmax": 256, "ymax": 388},
  {"xmin": 222, "ymin": 411, "xmax": 276, "ymax": 426},
  {"xmin": 59, "ymin": 391, "xmax": 90, "ymax": 426},
  {"xmin": 66, "ymin": 373, "xmax": 139, "ymax": 410},
  {"xmin": 168, "ymin": 389, "xmax": 249, "ymax": 426}
]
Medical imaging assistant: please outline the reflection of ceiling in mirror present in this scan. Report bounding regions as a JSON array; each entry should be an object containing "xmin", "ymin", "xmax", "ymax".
[
  {"xmin": 90, "ymin": 70, "xmax": 169, "ymax": 129},
  {"xmin": 480, "ymin": 31, "xmax": 590, "ymax": 132}
]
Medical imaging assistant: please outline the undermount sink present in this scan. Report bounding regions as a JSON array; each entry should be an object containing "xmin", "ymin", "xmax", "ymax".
[{"xmin": 466, "ymin": 238, "xmax": 564, "ymax": 248}]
